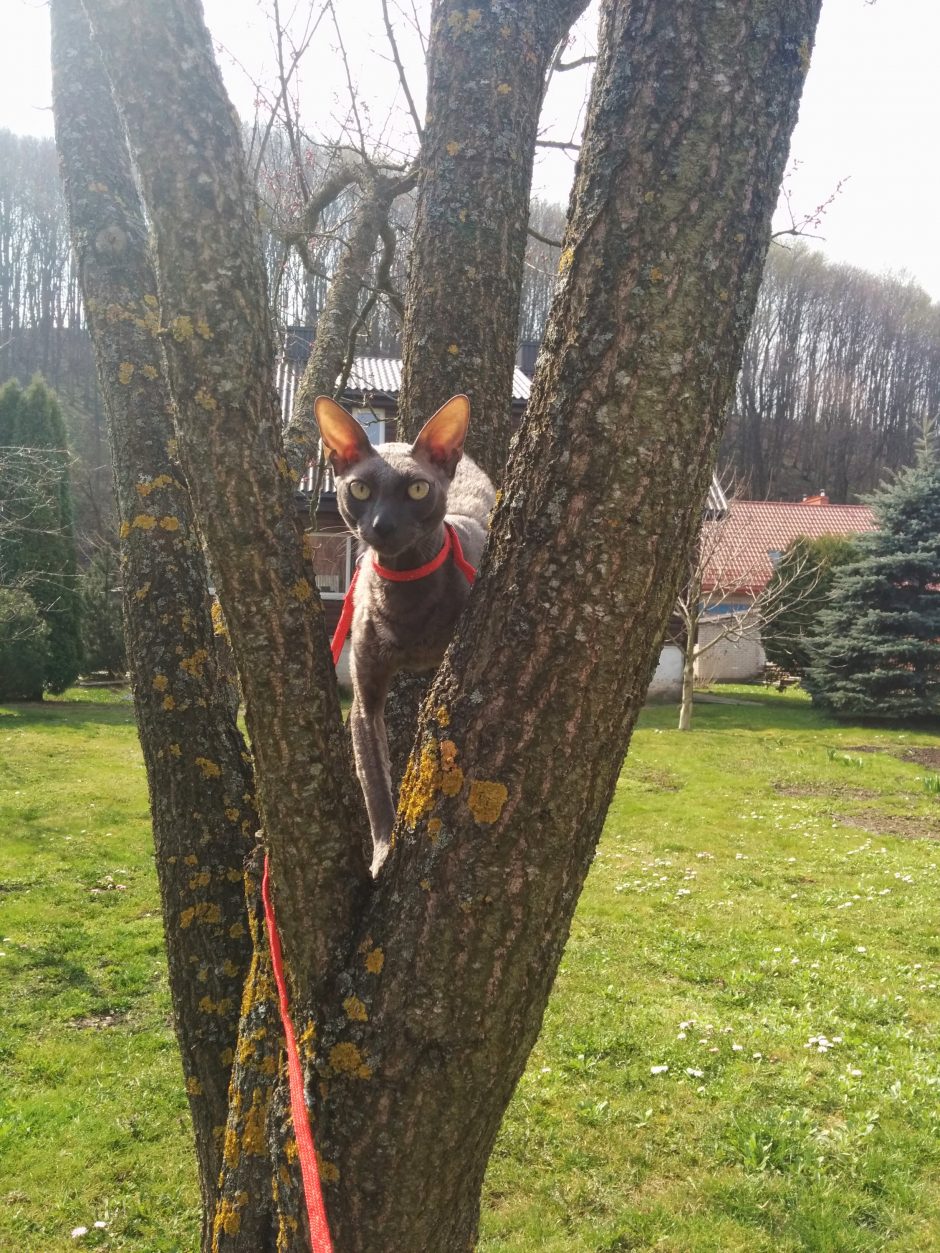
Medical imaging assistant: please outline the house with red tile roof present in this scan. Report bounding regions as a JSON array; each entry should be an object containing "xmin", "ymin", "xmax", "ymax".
[{"xmin": 695, "ymin": 494, "xmax": 878, "ymax": 683}]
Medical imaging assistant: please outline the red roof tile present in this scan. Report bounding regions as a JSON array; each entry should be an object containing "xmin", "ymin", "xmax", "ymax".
[{"xmin": 702, "ymin": 500, "xmax": 878, "ymax": 595}]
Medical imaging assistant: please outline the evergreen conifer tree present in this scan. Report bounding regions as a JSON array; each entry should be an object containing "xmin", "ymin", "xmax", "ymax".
[
  {"xmin": 6, "ymin": 378, "xmax": 83, "ymax": 693},
  {"xmin": 806, "ymin": 428, "xmax": 940, "ymax": 719}
]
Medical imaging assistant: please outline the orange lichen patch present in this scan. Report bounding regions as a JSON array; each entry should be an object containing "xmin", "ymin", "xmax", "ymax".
[
  {"xmin": 364, "ymin": 946, "xmax": 384, "ymax": 975},
  {"xmin": 468, "ymin": 779, "xmax": 508, "ymax": 825},
  {"xmin": 185, "ymin": 1075, "xmax": 203, "ymax": 1096},
  {"xmin": 291, "ymin": 578, "xmax": 313, "ymax": 602},
  {"xmin": 222, "ymin": 1120, "xmax": 241, "ymax": 1170},
  {"xmin": 213, "ymin": 1195, "xmax": 245, "ymax": 1238},
  {"xmin": 398, "ymin": 741, "xmax": 442, "ymax": 829},
  {"xmin": 162, "ymin": 695, "xmax": 176, "ymax": 711},
  {"xmin": 434, "ymin": 704, "xmax": 450, "ymax": 727},
  {"xmin": 558, "ymin": 247, "xmax": 575, "ymax": 273},
  {"xmin": 297, "ymin": 1021, "xmax": 317, "ymax": 1055},
  {"xmin": 427, "ymin": 817, "xmax": 442, "ymax": 844},
  {"xmin": 317, "ymin": 1154, "xmax": 340, "ymax": 1184},
  {"xmin": 195, "ymin": 317, "xmax": 213, "ymax": 340},
  {"xmin": 118, "ymin": 361, "xmax": 135, "ymax": 385},
  {"xmin": 226, "ymin": 867, "xmax": 242, "ymax": 882},
  {"xmin": 159, "ymin": 515, "xmax": 181, "ymax": 532},
  {"xmin": 285, "ymin": 1138, "xmax": 299, "ymax": 1163},
  {"xmin": 152, "ymin": 674, "xmax": 169, "ymax": 692},
  {"xmin": 134, "ymin": 581, "xmax": 151, "ymax": 601},
  {"xmin": 136, "ymin": 473, "xmax": 174, "ymax": 498},
  {"xmin": 195, "ymin": 756, "xmax": 222, "ymax": 779},
  {"xmin": 180, "ymin": 902, "xmax": 223, "ymax": 928},
  {"xmin": 447, "ymin": 342, "xmax": 460, "ymax": 355},
  {"xmin": 169, "ymin": 743, "xmax": 182, "ymax": 758},
  {"xmin": 119, "ymin": 521, "xmax": 131, "ymax": 540},
  {"xmin": 189, "ymin": 870, "xmax": 211, "ymax": 890},
  {"xmin": 195, "ymin": 387, "xmax": 217, "ymax": 412},
  {"xmin": 329, "ymin": 1042, "xmax": 372, "ymax": 1079},
  {"xmin": 184, "ymin": 854, "xmax": 199, "ymax": 866},
  {"xmin": 439, "ymin": 739, "xmax": 464, "ymax": 797},
  {"xmin": 180, "ymin": 648, "xmax": 209, "ymax": 678},
  {"xmin": 224, "ymin": 807, "xmax": 240, "ymax": 822},
  {"xmin": 497, "ymin": 82, "xmax": 512, "ymax": 94},
  {"xmin": 142, "ymin": 364, "xmax": 159, "ymax": 381},
  {"xmin": 420, "ymin": 878, "xmax": 431, "ymax": 891},
  {"xmin": 242, "ymin": 1088, "xmax": 268, "ymax": 1155},
  {"xmin": 131, "ymin": 513, "xmax": 157, "ymax": 530},
  {"xmin": 199, "ymin": 995, "xmax": 234, "ymax": 1016},
  {"xmin": 343, "ymin": 995, "xmax": 368, "ymax": 1022},
  {"xmin": 260, "ymin": 1055, "xmax": 277, "ymax": 1076},
  {"xmin": 219, "ymin": 1048, "xmax": 235, "ymax": 1067},
  {"xmin": 650, "ymin": 265, "xmax": 665, "ymax": 282},
  {"xmin": 222, "ymin": 959, "xmax": 240, "ymax": 978},
  {"xmin": 446, "ymin": 141, "xmax": 461, "ymax": 157}
]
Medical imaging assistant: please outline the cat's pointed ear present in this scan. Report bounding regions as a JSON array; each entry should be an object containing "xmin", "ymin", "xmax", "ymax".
[
  {"xmin": 412, "ymin": 395, "xmax": 470, "ymax": 478},
  {"xmin": 314, "ymin": 396, "xmax": 373, "ymax": 474}
]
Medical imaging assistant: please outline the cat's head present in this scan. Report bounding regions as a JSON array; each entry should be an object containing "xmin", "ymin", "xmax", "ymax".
[{"xmin": 314, "ymin": 394, "xmax": 470, "ymax": 558}]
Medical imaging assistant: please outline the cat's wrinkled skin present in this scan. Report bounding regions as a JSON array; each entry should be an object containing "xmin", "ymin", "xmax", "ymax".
[{"xmin": 314, "ymin": 394, "xmax": 495, "ymax": 876}]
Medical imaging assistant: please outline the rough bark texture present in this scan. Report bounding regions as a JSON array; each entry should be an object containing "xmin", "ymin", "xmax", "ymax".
[
  {"xmin": 312, "ymin": 2, "xmax": 822, "ymax": 1247},
  {"xmin": 50, "ymin": 0, "xmax": 256, "ymax": 1234},
  {"xmin": 81, "ymin": 0, "xmax": 371, "ymax": 1022},
  {"xmin": 60, "ymin": 0, "xmax": 822, "ymax": 1248},
  {"xmin": 397, "ymin": 0, "xmax": 592, "ymax": 474}
]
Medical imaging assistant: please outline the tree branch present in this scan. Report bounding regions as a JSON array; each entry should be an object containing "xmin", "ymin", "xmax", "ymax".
[{"xmin": 381, "ymin": 0, "xmax": 424, "ymax": 141}]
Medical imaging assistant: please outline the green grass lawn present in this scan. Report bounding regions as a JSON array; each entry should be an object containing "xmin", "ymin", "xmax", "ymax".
[{"xmin": 1, "ymin": 686, "xmax": 939, "ymax": 1251}]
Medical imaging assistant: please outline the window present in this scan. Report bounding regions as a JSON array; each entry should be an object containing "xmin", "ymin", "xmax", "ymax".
[
  {"xmin": 353, "ymin": 407, "xmax": 386, "ymax": 446},
  {"xmin": 307, "ymin": 531, "xmax": 354, "ymax": 598}
]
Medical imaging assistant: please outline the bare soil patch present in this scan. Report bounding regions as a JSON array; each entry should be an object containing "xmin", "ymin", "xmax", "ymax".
[
  {"xmin": 835, "ymin": 809, "xmax": 939, "ymax": 842},
  {"xmin": 69, "ymin": 1011, "xmax": 127, "ymax": 1030}
]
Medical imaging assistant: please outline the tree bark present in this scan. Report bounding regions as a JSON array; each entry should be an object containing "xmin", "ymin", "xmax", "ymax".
[
  {"xmin": 50, "ymin": 0, "xmax": 258, "ymax": 1237},
  {"xmin": 396, "ymin": 0, "xmax": 592, "ymax": 472},
  {"xmin": 59, "ymin": 0, "xmax": 822, "ymax": 1247},
  {"xmin": 80, "ymin": 0, "xmax": 372, "ymax": 1021},
  {"xmin": 309, "ymin": 1, "xmax": 823, "ymax": 1247}
]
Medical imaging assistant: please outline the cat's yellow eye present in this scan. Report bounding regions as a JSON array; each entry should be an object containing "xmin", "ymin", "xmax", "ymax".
[
  {"xmin": 349, "ymin": 480, "xmax": 371, "ymax": 501},
  {"xmin": 407, "ymin": 480, "xmax": 430, "ymax": 501}
]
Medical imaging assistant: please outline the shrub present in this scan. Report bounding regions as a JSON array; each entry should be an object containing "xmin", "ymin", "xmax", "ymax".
[{"xmin": 0, "ymin": 589, "xmax": 51, "ymax": 701}]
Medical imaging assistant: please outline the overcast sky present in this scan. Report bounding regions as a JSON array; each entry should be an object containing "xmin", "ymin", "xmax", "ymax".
[{"xmin": 3, "ymin": 0, "xmax": 938, "ymax": 300}]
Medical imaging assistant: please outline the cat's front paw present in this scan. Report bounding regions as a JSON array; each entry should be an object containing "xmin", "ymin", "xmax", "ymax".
[{"xmin": 370, "ymin": 839, "xmax": 390, "ymax": 879}]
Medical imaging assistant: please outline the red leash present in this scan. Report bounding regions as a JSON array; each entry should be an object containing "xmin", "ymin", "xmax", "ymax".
[
  {"xmin": 263, "ymin": 521, "xmax": 476, "ymax": 1251},
  {"xmin": 261, "ymin": 858, "xmax": 334, "ymax": 1252}
]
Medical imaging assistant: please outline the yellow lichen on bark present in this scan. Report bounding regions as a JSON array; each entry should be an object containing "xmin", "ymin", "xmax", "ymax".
[
  {"xmin": 152, "ymin": 673, "xmax": 168, "ymax": 691},
  {"xmin": 180, "ymin": 648, "xmax": 209, "ymax": 677},
  {"xmin": 398, "ymin": 741, "xmax": 443, "ymax": 829},
  {"xmin": 213, "ymin": 1194, "xmax": 245, "ymax": 1239},
  {"xmin": 131, "ymin": 513, "xmax": 157, "ymax": 530},
  {"xmin": 468, "ymin": 779, "xmax": 509, "ymax": 825},
  {"xmin": 195, "ymin": 756, "xmax": 222, "ymax": 778},
  {"xmin": 329, "ymin": 1042, "xmax": 372, "ymax": 1079},
  {"xmin": 343, "ymin": 995, "xmax": 368, "ymax": 1022},
  {"xmin": 118, "ymin": 361, "xmax": 135, "ymax": 385},
  {"xmin": 291, "ymin": 578, "xmax": 313, "ymax": 602}
]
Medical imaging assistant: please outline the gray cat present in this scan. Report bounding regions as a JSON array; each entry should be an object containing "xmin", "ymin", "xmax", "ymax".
[{"xmin": 314, "ymin": 394, "xmax": 495, "ymax": 876}]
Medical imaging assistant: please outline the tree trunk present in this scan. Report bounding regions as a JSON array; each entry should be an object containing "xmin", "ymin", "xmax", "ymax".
[
  {"xmin": 50, "ymin": 1, "xmax": 258, "ymax": 1237},
  {"xmin": 396, "ymin": 0, "xmax": 592, "ymax": 469},
  {"xmin": 679, "ymin": 629, "xmax": 696, "ymax": 731},
  {"xmin": 59, "ymin": 0, "xmax": 822, "ymax": 1247}
]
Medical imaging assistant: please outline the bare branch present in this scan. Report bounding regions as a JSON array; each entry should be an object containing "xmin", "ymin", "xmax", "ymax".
[
  {"xmin": 536, "ymin": 139, "xmax": 581, "ymax": 151},
  {"xmin": 381, "ymin": 0, "xmax": 424, "ymax": 141},
  {"xmin": 553, "ymin": 53, "xmax": 596, "ymax": 71},
  {"xmin": 527, "ymin": 225, "xmax": 562, "ymax": 248}
]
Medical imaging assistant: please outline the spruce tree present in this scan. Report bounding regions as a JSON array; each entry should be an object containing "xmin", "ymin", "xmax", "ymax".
[
  {"xmin": 7, "ymin": 377, "xmax": 83, "ymax": 693},
  {"xmin": 806, "ymin": 429, "xmax": 940, "ymax": 719}
]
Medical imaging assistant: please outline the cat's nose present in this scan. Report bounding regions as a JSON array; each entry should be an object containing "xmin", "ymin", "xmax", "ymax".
[{"xmin": 370, "ymin": 513, "xmax": 396, "ymax": 540}]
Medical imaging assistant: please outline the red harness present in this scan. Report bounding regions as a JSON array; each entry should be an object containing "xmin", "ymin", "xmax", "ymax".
[
  {"xmin": 331, "ymin": 521, "xmax": 476, "ymax": 664},
  {"xmin": 261, "ymin": 520, "xmax": 477, "ymax": 1251}
]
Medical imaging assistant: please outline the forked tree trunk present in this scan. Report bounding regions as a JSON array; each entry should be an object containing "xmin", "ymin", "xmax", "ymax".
[{"xmin": 58, "ymin": 0, "xmax": 822, "ymax": 1248}]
